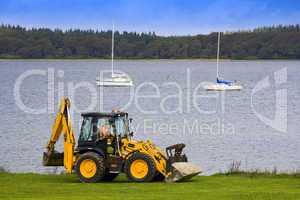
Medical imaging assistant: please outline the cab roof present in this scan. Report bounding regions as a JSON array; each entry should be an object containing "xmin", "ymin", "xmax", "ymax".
[{"xmin": 81, "ymin": 111, "xmax": 128, "ymax": 118}]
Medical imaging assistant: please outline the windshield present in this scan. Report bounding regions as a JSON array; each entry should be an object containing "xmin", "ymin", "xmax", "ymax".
[{"xmin": 79, "ymin": 115, "xmax": 129, "ymax": 142}]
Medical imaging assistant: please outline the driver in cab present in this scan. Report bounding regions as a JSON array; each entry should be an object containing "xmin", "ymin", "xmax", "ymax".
[
  {"xmin": 98, "ymin": 124, "xmax": 114, "ymax": 154},
  {"xmin": 98, "ymin": 125, "xmax": 112, "ymax": 140}
]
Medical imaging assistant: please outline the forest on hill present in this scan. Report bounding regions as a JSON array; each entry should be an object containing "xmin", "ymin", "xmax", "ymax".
[{"xmin": 0, "ymin": 24, "xmax": 299, "ymax": 59}]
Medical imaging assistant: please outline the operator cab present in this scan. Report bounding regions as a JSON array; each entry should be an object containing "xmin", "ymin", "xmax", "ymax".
[{"xmin": 77, "ymin": 111, "xmax": 130, "ymax": 156}]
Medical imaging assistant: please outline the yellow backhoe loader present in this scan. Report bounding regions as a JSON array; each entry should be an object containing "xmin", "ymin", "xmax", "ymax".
[{"xmin": 43, "ymin": 98, "xmax": 201, "ymax": 182}]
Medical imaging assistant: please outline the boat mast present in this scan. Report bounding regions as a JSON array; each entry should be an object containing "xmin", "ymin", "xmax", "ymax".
[
  {"xmin": 216, "ymin": 32, "xmax": 221, "ymax": 79},
  {"xmin": 111, "ymin": 23, "xmax": 114, "ymax": 77}
]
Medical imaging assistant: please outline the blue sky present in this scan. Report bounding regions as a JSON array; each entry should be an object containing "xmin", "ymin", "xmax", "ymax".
[{"xmin": 0, "ymin": 0, "xmax": 299, "ymax": 35}]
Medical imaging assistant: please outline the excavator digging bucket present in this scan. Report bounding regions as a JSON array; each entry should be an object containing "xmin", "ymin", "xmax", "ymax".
[
  {"xmin": 165, "ymin": 162, "xmax": 202, "ymax": 183},
  {"xmin": 43, "ymin": 151, "xmax": 64, "ymax": 166}
]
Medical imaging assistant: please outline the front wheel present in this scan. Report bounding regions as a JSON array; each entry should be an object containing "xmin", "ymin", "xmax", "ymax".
[
  {"xmin": 75, "ymin": 152, "xmax": 105, "ymax": 183},
  {"xmin": 124, "ymin": 153, "xmax": 156, "ymax": 182}
]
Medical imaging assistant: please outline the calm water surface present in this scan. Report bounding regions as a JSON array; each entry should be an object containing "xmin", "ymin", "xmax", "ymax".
[{"xmin": 0, "ymin": 60, "xmax": 299, "ymax": 175}]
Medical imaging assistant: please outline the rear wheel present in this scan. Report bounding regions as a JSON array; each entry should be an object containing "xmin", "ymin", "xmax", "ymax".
[
  {"xmin": 75, "ymin": 152, "xmax": 105, "ymax": 183},
  {"xmin": 125, "ymin": 153, "xmax": 156, "ymax": 182}
]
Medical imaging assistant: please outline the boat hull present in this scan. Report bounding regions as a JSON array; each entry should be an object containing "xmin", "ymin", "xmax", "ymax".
[
  {"xmin": 96, "ymin": 73, "xmax": 133, "ymax": 87},
  {"xmin": 204, "ymin": 84, "xmax": 243, "ymax": 91},
  {"xmin": 96, "ymin": 80, "xmax": 133, "ymax": 87}
]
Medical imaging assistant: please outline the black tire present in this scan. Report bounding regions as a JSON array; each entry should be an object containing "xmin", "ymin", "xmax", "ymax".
[
  {"xmin": 102, "ymin": 171, "xmax": 119, "ymax": 181},
  {"xmin": 124, "ymin": 152, "xmax": 156, "ymax": 182},
  {"xmin": 75, "ymin": 152, "xmax": 105, "ymax": 183}
]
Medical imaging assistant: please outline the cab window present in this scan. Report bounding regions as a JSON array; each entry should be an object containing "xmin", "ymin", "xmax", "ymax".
[
  {"xmin": 79, "ymin": 117, "xmax": 93, "ymax": 141},
  {"xmin": 115, "ymin": 116, "xmax": 128, "ymax": 137}
]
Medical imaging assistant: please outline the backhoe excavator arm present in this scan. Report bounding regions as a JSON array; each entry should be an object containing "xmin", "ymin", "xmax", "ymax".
[{"xmin": 43, "ymin": 98, "xmax": 76, "ymax": 173}]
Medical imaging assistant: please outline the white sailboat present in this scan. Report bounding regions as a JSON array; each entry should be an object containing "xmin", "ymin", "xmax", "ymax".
[
  {"xmin": 96, "ymin": 24, "xmax": 133, "ymax": 87},
  {"xmin": 203, "ymin": 32, "xmax": 242, "ymax": 91}
]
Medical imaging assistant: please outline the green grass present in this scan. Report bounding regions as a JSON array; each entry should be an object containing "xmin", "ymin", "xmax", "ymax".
[{"xmin": 0, "ymin": 172, "xmax": 299, "ymax": 200}]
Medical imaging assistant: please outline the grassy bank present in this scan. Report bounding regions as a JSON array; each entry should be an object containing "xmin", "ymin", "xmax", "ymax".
[{"xmin": 0, "ymin": 172, "xmax": 299, "ymax": 200}]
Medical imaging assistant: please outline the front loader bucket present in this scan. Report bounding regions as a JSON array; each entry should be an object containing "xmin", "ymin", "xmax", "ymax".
[
  {"xmin": 165, "ymin": 162, "xmax": 202, "ymax": 183},
  {"xmin": 43, "ymin": 151, "xmax": 64, "ymax": 166}
]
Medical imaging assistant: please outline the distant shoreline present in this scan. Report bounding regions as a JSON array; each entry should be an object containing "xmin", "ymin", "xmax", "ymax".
[
  {"xmin": 0, "ymin": 58, "xmax": 299, "ymax": 61},
  {"xmin": 1, "ymin": 24, "xmax": 300, "ymax": 61}
]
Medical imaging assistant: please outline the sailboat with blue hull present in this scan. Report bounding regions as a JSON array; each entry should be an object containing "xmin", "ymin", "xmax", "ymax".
[{"xmin": 204, "ymin": 32, "xmax": 242, "ymax": 91}]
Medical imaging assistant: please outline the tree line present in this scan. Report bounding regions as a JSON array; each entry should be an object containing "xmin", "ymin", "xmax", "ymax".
[{"xmin": 0, "ymin": 24, "xmax": 300, "ymax": 59}]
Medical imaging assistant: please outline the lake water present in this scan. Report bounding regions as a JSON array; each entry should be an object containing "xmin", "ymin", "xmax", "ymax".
[{"xmin": 0, "ymin": 60, "xmax": 299, "ymax": 175}]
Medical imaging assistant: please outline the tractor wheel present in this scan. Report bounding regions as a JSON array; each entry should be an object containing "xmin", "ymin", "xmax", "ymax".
[
  {"xmin": 125, "ymin": 153, "xmax": 156, "ymax": 182},
  {"xmin": 102, "ymin": 171, "xmax": 119, "ymax": 181},
  {"xmin": 75, "ymin": 152, "xmax": 105, "ymax": 183}
]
